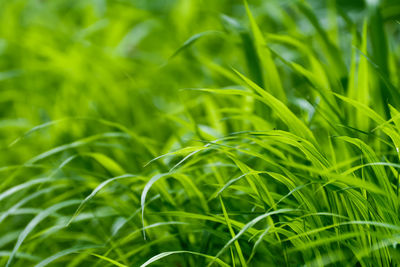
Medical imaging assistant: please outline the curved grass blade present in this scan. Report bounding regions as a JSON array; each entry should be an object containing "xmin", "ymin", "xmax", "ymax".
[
  {"xmin": 68, "ymin": 174, "xmax": 137, "ymax": 225},
  {"xmin": 141, "ymin": 251, "xmax": 230, "ymax": 267}
]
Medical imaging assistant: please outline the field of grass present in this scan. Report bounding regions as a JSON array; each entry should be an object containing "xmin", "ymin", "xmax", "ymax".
[{"xmin": 1, "ymin": 0, "xmax": 400, "ymax": 266}]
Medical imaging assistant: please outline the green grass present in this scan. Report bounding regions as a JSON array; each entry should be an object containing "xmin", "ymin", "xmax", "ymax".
[{"xmin": 1, "ymin": 0, "xmax": 400, "ymax": 266}]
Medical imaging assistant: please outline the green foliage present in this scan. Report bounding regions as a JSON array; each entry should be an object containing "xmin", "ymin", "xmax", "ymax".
[{"xmin": 1, "ymin": 0, "xmax": 400, "ymax": 266}]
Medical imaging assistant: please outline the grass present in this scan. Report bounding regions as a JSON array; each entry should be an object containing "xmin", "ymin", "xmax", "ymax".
[{"xmin": 1, "ymin": 0, "xmax": 400, "ymax": 266}]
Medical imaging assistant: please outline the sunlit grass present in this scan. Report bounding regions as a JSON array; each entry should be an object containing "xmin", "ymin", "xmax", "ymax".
[{"xmin": 1, "ymin": 0, "xmax": 400, "ymax": 266}]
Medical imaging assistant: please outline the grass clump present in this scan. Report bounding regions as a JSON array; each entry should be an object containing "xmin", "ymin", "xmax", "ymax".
[{"xmin": 1, "ymin": 0, "xmax": 400, "ymax": 266}]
